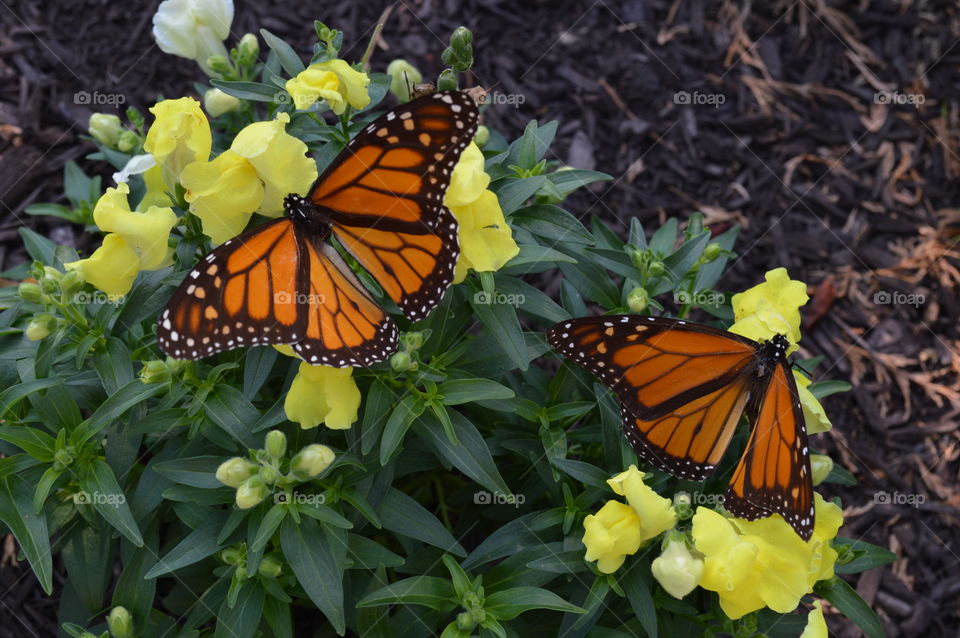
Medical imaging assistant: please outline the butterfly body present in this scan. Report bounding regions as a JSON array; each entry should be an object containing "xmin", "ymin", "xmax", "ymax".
[
  {"xmin": 548, "ymin": 315, "xmax": 814, "ymax": 540},
  {"xmin": 158, "ymin": 91, "xmax": 479, "ymax": 366}
]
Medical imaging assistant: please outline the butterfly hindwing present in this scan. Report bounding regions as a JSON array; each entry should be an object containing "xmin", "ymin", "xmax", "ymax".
[
  {"xmin": 312, "ymin": 90, "xmax": 479, "ymax": 321},
  {"xmin": 724, "ymin": 361, "xmax": 815, "ymax": 540},
  {"xmin": 157, "ymin": 219, "xmax": 306, "ymax": 358}
]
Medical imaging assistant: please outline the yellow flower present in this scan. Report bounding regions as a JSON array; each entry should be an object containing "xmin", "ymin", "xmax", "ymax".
[
  {"xmin": 728, "ymin": 267, "xmax": 809, "ymax": 353},
  {"xmin": 800, "ymin": 600, "xmax": 828, "ymax": 638},
  {"xmin": 181, "ymin": 113, "xmax": 317, "ymax": 243},
  {"xmin": 152, "ymin": 0, "xmax": 233, "ymax": 76},
  {"xmin": 651, "ymin": 534, "xmax": 704, "ymax": 599},
  {"xmin": 204, "ymin": 87, "xmax": 241, "ymax": 117},
  {"xmin": 692, "ymin": 494, "xmax": 843, "ymax": 619},
  {"xmin": 810, "ymin": 454, "xmax": 834, "ymax": 486},
  {"xmin": 445, "ymin": 143, "xmax": 519, "ymax": 283},
  {"xmin": 607, "ymin": 465, "xmax": 677, "ymax": 542},
  {"xmin": 143, "ymin": 97, "xmax": 212, "ymax": 191},
  {"xmin": 65, "ymin": 184, "xmax": 178, "ymax": 296},
  {"xmin": 88, "ymin": 113, "xmax": 124, "ymax": 147},
  {"xmin": 285, "ymin": 60, "xmax": 371, "ymax": 114},
  {"xmin": 582, "ymin": 501, "xmax": 643, "ymax": 574},
  {"xmin": 139, "ymin": 164, "xmax": 173, "ymax": 210},
  {"xmin": 282, "ymin": 356, "xmax": 361, "ymax": 430},
  {"xmin": 291, "ymin": 444, "xmax": 336, "ymax": 476},
  {"xmin": 794, "ymin": 371, "xmax": 833, "ymax": 434}
]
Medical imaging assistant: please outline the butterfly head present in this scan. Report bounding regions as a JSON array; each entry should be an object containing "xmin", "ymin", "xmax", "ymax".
[
  {"xmin": 284, "ymin": 193, "xmax": 330, "ymax": 237},
  {"xmin": 756, "ymin": 333, "xmax": 790, "ymax": 376}
]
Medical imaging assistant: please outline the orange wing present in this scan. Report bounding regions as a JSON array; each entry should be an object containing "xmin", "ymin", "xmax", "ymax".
[
  {"xmin": 724, "ymin": 361, "xmax": 814, "ymax": 540},
  {"xmin": 548, "ymin": 316, "xmax": 759, "ymax": 419},
  {"xmin": 311, "ymin": 91, "xmax": 479, "ymax": 320},
  {"xmin": 157, "ymin": 219, "xmax": 305, "ymax": 359},
  {"xmin": 291, "ymin": 239, "xmax": 398, "ymax": 367}
]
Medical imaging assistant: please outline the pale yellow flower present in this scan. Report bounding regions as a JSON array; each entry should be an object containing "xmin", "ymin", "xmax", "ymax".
[
  {"xmin": 143, "ymin": 97, "xmax": 212, "ymax": 191},
  {"xmin": 794, "ymin": 371, "xmax": 833, "ymax": 434},
  {"xmin": 277, "ymin": 344, "xmax": 360, "ymax": 430},
  {"xmin": 800, "ymin": 600, "xmax": 828, "ymax": 638},
  {"xmin": 285, "ymin": 60, "xmax": 370, "ymax": 113},
  {"xmin": 607, "ymin": 465, "xmax": 677, "ymax": 542},
  {"xmin": 728, "ymin": 267, "xmax": 809, "ymax": 353},
  {"xmin": 582, "ymin": 501, "xmax": 643, "ymax": 574},
  {"xmin": 651, "ymin": 534, "xmax": 704, "ymax": 599}
]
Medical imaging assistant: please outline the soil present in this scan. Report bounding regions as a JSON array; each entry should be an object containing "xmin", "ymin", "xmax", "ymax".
[{"xmin": 1, "ymin": 1, "xmax": 958, "ymax": 636}]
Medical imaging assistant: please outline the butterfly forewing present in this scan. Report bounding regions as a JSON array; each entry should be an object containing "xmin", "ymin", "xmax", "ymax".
[
  {"xmin": 157, "ymin": 219, "xmax": 307, "ymax": 358},
  {"xmin": 314, "ymin": 91, "xmax": 479, "ymax": 321},
  {"xmin": 724, "ymin": 361, "xmax": 814, "ymax": 540}
]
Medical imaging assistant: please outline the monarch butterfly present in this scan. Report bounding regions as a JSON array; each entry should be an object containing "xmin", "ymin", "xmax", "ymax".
[
  {"xmin": 157, "ymin": 90, "xmax": 479, "ymax": 366},
  {"xmin": 547, "ymin": 315, "xmax": 814, "ymax": 540}
]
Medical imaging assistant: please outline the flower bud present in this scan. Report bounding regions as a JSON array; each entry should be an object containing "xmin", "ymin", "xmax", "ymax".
[
  {"xmin": 42, "ymin": 266, "xmax": 62, "ymax": 281},
  {"xmin": 651, "ymin": 534, "xmax": 703, "ymax": 599},
  {"xmin": 139, "ymin": 360, "xmax": 171, "ymax": 384},
  {"xmin": 59, "ymin": 270, "xmax": 83, "ymax": 296},
  {"xmin": 258, "ymin": 554, "xmax": 283, "ymax": 578},
  {"xmin": 40, "ymin": 276, "xmax": 60, "ymax": 295},
  {"xmin": 235, "ymin": 476, "xmax": 268, "ymax": 509},
  {"xmin": 627, "ymin": 287, "xmax": 648, "ymax": 313},
  {"xmin": 451, "ymin": 26, "xmax": 473, "ymax": 49},
  {"xmin": 204, "ymin": 88, "xmax": 241, "ymax": 117},
  {"xmin": 810, "ymin": 453, "xmax": 834, "ymax": 486},
  {"xmin": 88, "ymin": 113, "xmax": 124, "ymax": 147},
  {"xmin": 206, "ymin": 55, "xmax": 231, "ymax": 76},
  {"xmin": 402, "ymin": 331, "xmax": 425, "ymax": 351},
  {"xmin": 116, "ymin": 130, "xmax": 140, "ymax": 153},
  {"xmin": 264, "ymin": 430, "xmax": 287, "ymax": 459},
  {"xmin": 216, "ymin": 457, "xmax": 258, "ymax": 488},
  {"xmin": 437, "ymin": 68, "xmax": 458, "ymax": 92},
  {"xmin": 238, "ymin": 33, "xmax": 259, "ymax": 63},
  {"xmin": 220, "ymin": 547, "xmax": 243, "ymax": 565},
  {"xmin": 456, "ymin": 612, "xmax": 477, "ymax": 631},
  {"xmin": 473, "ymin": 125, "xmax": 489, "ymax": 147},
  {"xmin": 390, "ymin": 350, "xmax": 413, "ymax": 373},
  {"xmin": 672, "ymin": 491, "xmax": 693, "ymax": 520},
  {"xmin": 387, "ymin": 59, "xmax": 423, "ymax": 102},
  {"xmin": 648, "ymin": 261, "xmax": 665, "ymax": 277},
  {"xmin": 259, "ymin": 465, "xmax": 279, "ymax": 485},
  {"xmin": 702, "ymin": 242, "xmax": 723, "ymax": 263},
  {"xmin": 25, "ymin": 314, "xmax": 56, "ymax": 341},
  {"xmin": 291, "ymin": 444, "xmax": 335, "ymax": 477},
  {"xmin": 106, "ymin": 606, "xmax": 133, "ymax": 638},
  {"xmin": 18, "ymin": 282, "xmax": 44, "ymax": 304}
]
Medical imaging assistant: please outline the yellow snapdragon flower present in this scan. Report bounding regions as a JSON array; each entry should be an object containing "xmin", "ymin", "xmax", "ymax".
[
  {"xmin": 180, "ymin": 113, "xmax": 317, "ymax": 243},
  {"xmin": 445, "ymin": 142, "xmax": 519, "ymax": 283},
  {"xmin": 692, "ymin": 493, "xmax": 842, "ymax": 619},
  {"xmin": 285, "ymin": 60, "xmax": 371, "ymax": 113},
  {"xmin": 607, "ymin": 465, "xmax": 677, "ymax": 541},
  {"xmin": 794, "ymin": 371, "xmax": 833, "ymax": 434},
  {"xmin": 800, "ymin": 600, "xmax": 828, "ymax": 638},
  {"xmin": 728, "ymin": 267, "xmax": 808, "ymax": 353},
  {"xmin": 651, "ymin": 533, "xmax": 704, "ymax": 599},
  {"xmin": 143, "ymin": 97, "xmax": 212, "ymax": 191},
  {"xmin": 65, "ymin": 183, "xmax": 177, "ymax": 296},
  {"xmin": 275, "ymin": 345, "xmax": 361, "ymax": 430}
]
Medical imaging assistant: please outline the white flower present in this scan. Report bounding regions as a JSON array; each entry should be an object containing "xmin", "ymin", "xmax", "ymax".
[
  {"xmin": 152, "ymin": 0, "xmax": 234, "ymax": 75},
  {"xmin": 113, "ymin": 154, "xmax": 157, "ymax": 185}
]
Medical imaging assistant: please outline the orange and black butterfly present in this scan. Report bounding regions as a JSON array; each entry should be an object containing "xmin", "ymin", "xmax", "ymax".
[
  {"xmin": 157, "ymin": 90, "xmax": 479, "ymax": 366},
  {"xmin": 547, "ymin": 315, "xmax": 814, "ymax": 540}
]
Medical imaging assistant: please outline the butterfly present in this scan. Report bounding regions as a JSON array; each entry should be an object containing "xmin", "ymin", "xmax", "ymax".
[
  {"xmin": 547, "ymin": 315, "xmax": 815, "ymax": 540},
  {"xmin": 157, "ymin": 90, "xmax": 479, "ymax": 367}
]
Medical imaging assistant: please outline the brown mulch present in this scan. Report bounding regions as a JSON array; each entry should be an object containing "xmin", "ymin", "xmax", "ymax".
[{"xmin": 1, "ymin": 1, "xmax": 958, "ymax": 636}]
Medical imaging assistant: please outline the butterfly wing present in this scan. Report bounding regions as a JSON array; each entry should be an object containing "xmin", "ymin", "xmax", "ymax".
[
  {"xmin": 310, "ymin": 90, "xmax": 479, "ymax": 321},
  {"xmin": 291, "ymin": 238, "xmax": 398, "ymax": 367},
  {"xmin": 548, "ymin": 316, "xmax": 760, "ymax": 420},
  {"xmin": 158, "ymin": 219, "xmax": 306, "ymax": 358},
  {"xmin": 724, "ymin": 361, "xmax": 815, "ymax": 540}
]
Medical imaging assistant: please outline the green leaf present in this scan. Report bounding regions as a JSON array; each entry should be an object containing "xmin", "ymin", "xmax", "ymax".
[
  {"xmin": 347, "ymin": 534, "xmax": 404, "ymax": 569},
  {"xmin": 215, "ymin": 579, "xmax": 264, "ymax": 638},
  {"xmin": 438, "ymin": 378, "xmax": 515, "ymax": 405},
  {"xmin": 379, "ymin": 394, "xmax": 423, "ymax": 465},
  {"xmin": 145, "ymin": 511, "xmax": 228, "ymax": 578},
  {"xmin": 0, "ymin": 475, "xmax": 53, "ymax": 593},
  {"xmin": 417, "ymin": 410, "xmax": 511, "ymax": 497},
  {"xmin": 647, "ymin": 218, "xmax": 678, "ymax": 256},
  {"xmin": 0, "ymin": 377, "xmax": 62, "ymax": 415},
  {"xmin": 61, "ymin": 524, "xmax": 113, "ymax": 612},
  {"xmin": 379, "ymin": 488, "xmax": 466, "ymax": 556},
  {"xmin": 485, "ymin": 586, "xmax": 585, "ymax": 620},
  {"xmin": 113, "ymin": 525, "xmax": 159, "ymax": 626},
  {"xmin": 814, "ymin": 577, "xmax": 885, "ymax": 638},
  {"xmin": 19, "ymin": 227, "xmax": 58, "ymax": 265},
  {"xmin": 550, "ymin": 458, "xmax": 609, "ymax": 489},
  {"xmin": 260, "ymin": 29, "xmax": 306, "ymax": 76},
  {"xmin": 243, "ymin": 346, "xmax": 278, "ymax": 397},
  {"xmin": 361, "ymin": 378, "xmax": 394, "ymax": 456},
  {"xmin": 204, "ymin": 385, "xmax": 260, "ymax": 448},
  {"xmin": 79, "ymin": 459, "xmax": 143, "ymax": 546},
  {"xmin": 810, "ymin": 380, "xmax": 852, "ymax": 399},
  {"xmin": 621, "ymin": 562, "xmax": 657, "ymax": 638},
  {"xmin": 280, "ymin": 516, "xmax": 345, "ymax": 635},
  {"xmin": 152, "ymin": 456, "xmax": 223, "ymax": 488},
  {"xmin": 545, "ymin": 169, "xmax": 612, "ymax": 198},
  {"xmin": 211, "ymin": 79, "xmax": 284, "ymax": 102},
  {"xmin": 250, "ymin": 505, "xmax": 287, "ymax": 553},
  {"xmin": 511, "ymin": 204, "xmax": 593, "ymax": 245},
  {"xmin": 470, "ymin": 288, "xmax": 527, "ymax": 371},
  {"xmin": 357, "ymin": 576, "xmax": 457, "ymax": 612},
  {"xmin": 72, "ymin": 381, "xmax": 164, "ymax": 446},
  {"xmin": 463, "ymin": 509, "xmax": 565, "ymax": 569},
  {"xmin": 491, "ymin": 176, "xmax": 547, "ymax": 215},
  {"xmin": 0, "ymin": 425, "xmax": 56, "ymax": 460},
  {"xmin": 833, "ymin": 538, "xmax": 897, "ymax": 574}
]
